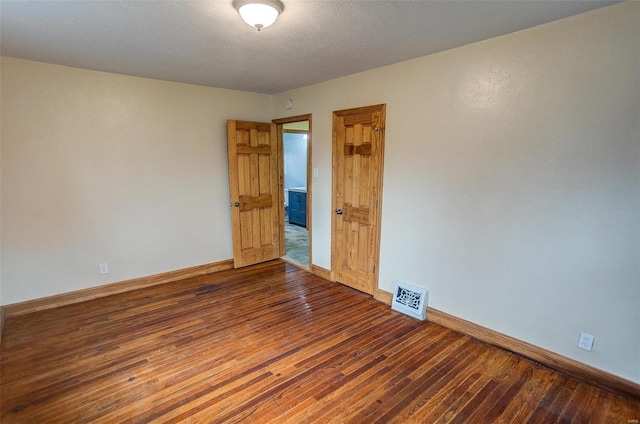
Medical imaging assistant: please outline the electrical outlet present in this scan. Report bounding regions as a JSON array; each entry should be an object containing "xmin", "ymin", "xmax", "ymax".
[
  {"xmin": 99, "ymin": 263, "xmax": 109, "ymax": 275},
  {"xmin": 578, "ymin": 332, "xmax": 594, "ymax": 351}
]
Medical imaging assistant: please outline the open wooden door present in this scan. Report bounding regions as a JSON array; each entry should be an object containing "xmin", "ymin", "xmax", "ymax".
[
  {"xmin": 331, "ymin": 104, "xmax": 386, "ymax": 295},
  {"xmin": 227, "ymin": 120, "xmax": 281, "ymax": 268}
]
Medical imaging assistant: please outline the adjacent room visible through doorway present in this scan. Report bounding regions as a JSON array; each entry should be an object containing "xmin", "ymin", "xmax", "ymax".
[{"xmin": 282, "ymin": 120, "xmax": 310, "ymax": 267}]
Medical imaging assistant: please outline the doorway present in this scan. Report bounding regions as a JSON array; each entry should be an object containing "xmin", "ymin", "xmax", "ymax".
[{"xmin": 275, "ymin": 116, "xmax": 312, "ymax": 269}]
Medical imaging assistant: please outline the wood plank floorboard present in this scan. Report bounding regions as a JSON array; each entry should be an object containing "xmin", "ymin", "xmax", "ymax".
[{"xmin": 1, "ymin": 261, "xmax": 638, "ymax": 423}]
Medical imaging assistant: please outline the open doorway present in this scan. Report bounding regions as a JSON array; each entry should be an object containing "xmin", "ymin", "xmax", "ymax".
[{"xmin": 276, "ymin": 117, "xmax": 311, "ymax": 268}]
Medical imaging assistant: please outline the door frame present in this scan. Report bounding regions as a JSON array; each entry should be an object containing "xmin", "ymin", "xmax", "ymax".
[
  {"xmin": 330, "ymin": 104, "xmax": 386, "ymax": 297},
  {"xmin": 273, "ymin": 114, "xmax": 313, "ymax": 269}
]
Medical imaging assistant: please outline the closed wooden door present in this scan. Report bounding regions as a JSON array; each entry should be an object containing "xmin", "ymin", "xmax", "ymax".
[
  {"xmin": 332, "ymin": 104, "xmax": 386, "ymax": 295},
  {"xmin": 227, "ymin": 120, "xmax": 281, "ymax": 268}
]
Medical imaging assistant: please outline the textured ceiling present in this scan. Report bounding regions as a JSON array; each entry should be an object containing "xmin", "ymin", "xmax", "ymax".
[{"xmin": 0, "ymin": 0, "xmax": 618, "ymax": 94}]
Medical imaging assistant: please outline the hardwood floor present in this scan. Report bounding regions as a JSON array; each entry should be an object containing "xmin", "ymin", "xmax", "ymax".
[{"xmin": 1, "ymin": 261, "xmax": 638, "ymax": 423}]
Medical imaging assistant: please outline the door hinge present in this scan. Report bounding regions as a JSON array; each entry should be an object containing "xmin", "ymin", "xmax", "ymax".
[
  {"xmin": 375, "ymin": 199, "xmax": 378, "ymax": 209},
  {"xmin": 372, "ymin": 264, "xmax": 376, "ymax": 273}
]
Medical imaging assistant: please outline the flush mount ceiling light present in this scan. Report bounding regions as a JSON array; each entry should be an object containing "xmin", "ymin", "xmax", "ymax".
[{"xmin": 233, "ymin": 0, "xmax": 284, "ymax": 31}]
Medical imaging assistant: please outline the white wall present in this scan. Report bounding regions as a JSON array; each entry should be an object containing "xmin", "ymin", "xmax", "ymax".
[
  {"xmin": 272, "ymin": 2, "xmax": 639, "ymax": 383},
  {"xmin": 283, "ymin": 133, "xmax": 308, "ymax": 190},
  {"xmin": 0, "ymin": 57, "xmax": 272, "ymax": 305}
]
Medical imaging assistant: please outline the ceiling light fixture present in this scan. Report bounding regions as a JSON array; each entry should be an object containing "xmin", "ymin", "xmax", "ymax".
[{"xmin": 233, "ymin": 0, "xmax": 284, "ymax": 31}]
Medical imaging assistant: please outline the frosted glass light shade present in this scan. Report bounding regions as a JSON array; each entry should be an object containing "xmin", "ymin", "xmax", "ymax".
[{"xmin": 233, "ymin": 0, "xmax": 284, "ymax": 31}]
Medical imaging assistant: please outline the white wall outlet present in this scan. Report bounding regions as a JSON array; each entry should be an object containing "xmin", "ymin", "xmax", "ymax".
[
  {"xmin": 578, "ymin": 332, "xmax": 594, "ymax": 351},
  {"xmin": 99, "ymin": 263, "xmax": 109, "ymax": 275}
]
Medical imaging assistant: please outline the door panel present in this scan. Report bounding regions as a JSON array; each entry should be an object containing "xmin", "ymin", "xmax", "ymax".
[
  {"xmin": 332, "ymin": 105, "xmax": 386, "ymax": 295},
  {"xmin": 228, "ymin": 120, "xmax": 280, "ymax": 268}
]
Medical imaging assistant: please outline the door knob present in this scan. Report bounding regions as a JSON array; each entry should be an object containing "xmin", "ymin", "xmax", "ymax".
[
  {"xmin": 234, "ymin": 202, "xmax": 240, "ymax": 207},
  {"xmin": 335, "ymin": 209, "xmax": 343, "ymax": 215}
]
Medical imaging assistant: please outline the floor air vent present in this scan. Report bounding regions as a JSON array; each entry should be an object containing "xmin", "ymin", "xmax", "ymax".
[{"xmin": 391, "ymin": 282, "xmax": 428, "ymax": 321}]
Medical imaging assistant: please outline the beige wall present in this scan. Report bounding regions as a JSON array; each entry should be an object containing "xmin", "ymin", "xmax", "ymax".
[
  {"xmin": 0, "ymin": 57, "xmax": 271, "ymax": 305},
  {"xmin": 272, "ymin": 2, "xmax": 639, "ymax": 383}
]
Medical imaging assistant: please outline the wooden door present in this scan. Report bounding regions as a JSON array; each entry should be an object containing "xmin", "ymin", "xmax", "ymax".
[
  {"xmin": 227, "ymin": 120, "xmax": 281, "ymax": 268},
  {"xmin": 331, "ymin": 104, "xmax": 386, "ymax": 295}
]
